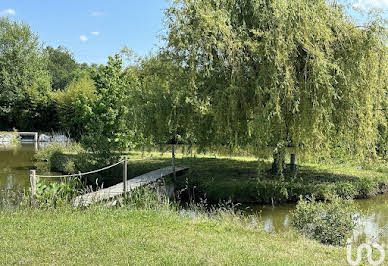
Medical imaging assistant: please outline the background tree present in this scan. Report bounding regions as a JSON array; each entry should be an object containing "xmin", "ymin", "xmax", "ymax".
[
  {"xmin": 135, "ymin": 52, "xmax": 207, "ymax": 175},
  {"xmin": 0, "ymin": 17, "xmax": 52, "ymax": 130},
  {"xmin": 45, "ymin": 46, "xmax": 78, "ymax": 91},
  {"xmin": 82, "ymin": 55, "xmax": 138, "ymax": 165},
  {"xmin": 138, "ymin": 54, "xmax": 196, "ymax": 140},
  {"xmin": 55, "ymin": 77, "xmax": 96, "ymax": 140}
]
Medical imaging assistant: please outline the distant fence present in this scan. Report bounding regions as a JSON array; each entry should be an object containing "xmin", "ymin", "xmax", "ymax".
[{"xmin": 19, "ymin": 132, "xmax": 38, "ymax": 143}]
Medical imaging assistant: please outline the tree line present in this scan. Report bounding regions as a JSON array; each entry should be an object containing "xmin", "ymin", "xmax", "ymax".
[
  {"xmin": 0, "ymin": 0, "xmax": 387, "ymax": 174},
  {"xmin": 0, "ymin": 17, "xmax": 96, "ymax": 131}
]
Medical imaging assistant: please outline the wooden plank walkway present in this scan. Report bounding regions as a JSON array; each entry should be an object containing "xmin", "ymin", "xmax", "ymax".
[{"xmin": 74, "ymin": 166, "xmax": 188, "ymax": 207}]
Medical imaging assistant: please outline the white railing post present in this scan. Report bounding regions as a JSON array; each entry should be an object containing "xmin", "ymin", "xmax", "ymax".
[{"xmin": 30, "ymin": 170, "xmax": 36, "ymax": 197}]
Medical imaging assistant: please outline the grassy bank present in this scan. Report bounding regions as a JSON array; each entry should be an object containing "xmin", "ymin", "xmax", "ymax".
[
  {"xmin": 103, "ymin": 152, "xmax": 388, "ymax": 204},
  {"xmin": 0, "ymin": 206, "xmax": 346, "ymax": 265},
  {"xmin": 35, "ymin": 145, "xmax": 388, "ymax": 204},
  {"xmin": 174, "ymin": 157, "xmax": 388, "ymax": 204}
]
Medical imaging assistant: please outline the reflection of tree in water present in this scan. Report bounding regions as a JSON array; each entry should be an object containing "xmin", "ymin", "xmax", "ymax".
[
  {"xmin": 7, "ymin": 175, "xmax": 13, "ymax": 189},
  {"xmin": 0, "ymin": 144, "xmax": 36, "ymax": 190},
  {"xmin": 352, "ymin": 195, "xmax": 388, "ymax": 245}
]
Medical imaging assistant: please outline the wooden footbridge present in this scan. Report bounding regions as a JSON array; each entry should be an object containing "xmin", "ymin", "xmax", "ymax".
[
  {"xmin": 30, "ymin": 157, "xmax": 188, "ymax": 207},
  {"xmin": 74, "ymin": 166, "xmax": 188, "ymax": 206}
]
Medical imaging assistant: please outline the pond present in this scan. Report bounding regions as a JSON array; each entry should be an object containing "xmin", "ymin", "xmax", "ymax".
[
  {"xmin": 1, "ymin": 143, "xmax": 388, "ymax": 246},
  {"xmin": 247, "ymin": 193, "xmax": 388, "ymax": 245},
  {"xmin": 0, "ymin": 143, "xmax": 57, "ymax": 191}
]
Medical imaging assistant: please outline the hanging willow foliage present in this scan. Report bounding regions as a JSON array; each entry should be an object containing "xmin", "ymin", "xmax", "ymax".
[{"xmin": 165, "ymin": 0, "xmax": 388, "ymax": 163}]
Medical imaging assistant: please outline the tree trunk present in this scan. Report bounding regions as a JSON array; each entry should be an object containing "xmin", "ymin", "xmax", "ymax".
[
  {"xmin": 172, "ymin": 143, "xmax": 176, "ymax": 181},
  {"xmin": 290, "ymin": 153, "xmax": 296, "ymax": 175}
]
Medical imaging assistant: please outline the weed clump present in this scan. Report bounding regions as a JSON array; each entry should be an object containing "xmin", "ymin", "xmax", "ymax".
[{"xmin": 291, "ymin": 196, "xmax": 360, "ymax": 246}]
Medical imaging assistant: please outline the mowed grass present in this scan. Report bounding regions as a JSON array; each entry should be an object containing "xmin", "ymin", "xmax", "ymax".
[{"xmin": 0, "ymin": 207, "xmax": 346, "ymax": 265}]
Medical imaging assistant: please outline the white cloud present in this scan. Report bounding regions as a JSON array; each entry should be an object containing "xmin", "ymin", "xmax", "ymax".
[
  {"xmin": 80, "ymin": 35, "xmax": 88, "ymax": 42},
  {"xmin": 0, "ymin": 8, "xmax": 16, "ymax": 16},
  {"xmin": 91, "ymin": 31, "xmax": 100, "ymax": 36},
  {"xmin": 91, "ymin": 11, "xmax": 104, "ymax": 17},
  {"xmin": 353, "ymin": 0, "xmax": 388, "ymax": 9}
]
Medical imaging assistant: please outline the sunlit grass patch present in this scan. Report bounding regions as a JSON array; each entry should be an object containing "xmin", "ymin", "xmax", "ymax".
[{"xmin": 0, "ymin": 206, "xmax": 347, "ymax": 265}]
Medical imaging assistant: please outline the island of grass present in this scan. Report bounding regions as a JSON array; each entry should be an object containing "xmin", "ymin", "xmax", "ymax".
[{"xmin": 35, "ymin": 144, "xmax": 388, "ymax": 205}]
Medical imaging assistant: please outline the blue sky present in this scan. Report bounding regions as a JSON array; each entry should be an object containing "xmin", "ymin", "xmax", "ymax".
[
  {"xmin": 0, "ymin": 1, "xmax": 169, "ymax": 64},
  {"xmin": 0, "ymin": 0, "xmax": 386, "ymax": 65}
]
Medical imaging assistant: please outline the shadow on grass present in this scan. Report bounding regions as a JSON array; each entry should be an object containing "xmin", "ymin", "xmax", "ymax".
[{"xmin": 44, "ymin": 150, "xmax": 388, "ymax": 204}]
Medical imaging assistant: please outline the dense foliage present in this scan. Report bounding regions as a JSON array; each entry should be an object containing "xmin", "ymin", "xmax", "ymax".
[
  {"xmin": 45, "ymin": 46, "xmax": 79, "ymax": 91},
  {"xmin": 165, "ymin": 0, "xmax": 388, "ymax": 170},
  {"xmin": 0, "ymin": 1, "xmax": 387, "ymax": 167},
  {"xmin": 0, "ymin": 18, "xmax": 94, "ymax": 132},
  {"xmin": 0, "ymin": 17, "xmax": 52, "ymax": 130},
  {"xmin": 55, "ymin": 77, "xmax": 96, "ymax": 140},
  {"xmin": 137, "ymin": 53, "xmax": 200, "ymax": 145},
  {"xmin": 82, "ymin": 55, "xmax": 137, "ymax": 164}
]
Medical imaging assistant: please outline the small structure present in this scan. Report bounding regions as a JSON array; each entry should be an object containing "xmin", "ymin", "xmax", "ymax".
[{"xmin": 19, "ymin": 132, "xmax": 38, "ymax": 142}]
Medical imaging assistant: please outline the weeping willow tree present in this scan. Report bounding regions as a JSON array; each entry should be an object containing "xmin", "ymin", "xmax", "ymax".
[
  {"xmin": 165, "ymin": 0, "xmax": 388, "ymax": 176},
  {"xmin": 135, "ymin": 53, "xmax": 202, "ymax": 175}
]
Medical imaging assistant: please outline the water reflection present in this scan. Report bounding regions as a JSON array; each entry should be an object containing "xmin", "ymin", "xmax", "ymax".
[
  {"xmin": 0, "ymin": 143, "xmax": 36, "ymax": 189},
  {"xmin": 353, "ymin": 194, "xmax": 388, "ymax": 245},
  {"xmin": 0, "ymin": 143, "xmax": 58, "ymax": 191}
]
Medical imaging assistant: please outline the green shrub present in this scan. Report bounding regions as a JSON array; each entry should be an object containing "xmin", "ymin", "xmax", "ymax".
[
  {"xmin": 356, "ymin": 178, "xmax": 378, "ymax": 198},
  {"xmin": 62, "ymin": 160, "xmax": 76, "ymax": 174},
  {"xmin": 54, "ymin": 77, "xmax": 96, "ymax": 140},
  {"xmin": 35, "ymin": 177, "xmax": 82, "ymax": 207},
  {"xmin": 35, "ymin": 142, "xmax": 66, "ymax": 162},
  {"xmin": 35, "ymin": 142, "xmax": 86, "ymax": 174},
  {"xmin": 334, "ymin": 182, "xmax": 357, "ymax": 199},
  {"xmin": 291, "ymin": 196, "xmax": 359, "ymax": 246},
  {"xmin": 255, "ymin": 181, "xmax": 288, "ymax": 204}
]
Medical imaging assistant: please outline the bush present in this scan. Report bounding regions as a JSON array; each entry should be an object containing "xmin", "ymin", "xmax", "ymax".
[
  {"xmin": 54, "ymin": 77, "xmax": 96, "ymax": 140},
  {"xmin": 334, "ymin": 182, "xmax": 357, "ymax": 199},
  {"xmin": 35, "ymin": 142, "xmax": 66, "ymax": 162},
  {"xmin": 35, "ymin": 177, "xmax": 82, "ymax": 207},
  {"xmin": 356, "ymin": 178, "xmax": 378, "ymax": 198},
  {"xmin": 35, "ymin": 142, "xmax": 87, "ymax": 174},
  {"xmin": 291, "ymin": 196, "xmax": 359, "ymax": 246}
]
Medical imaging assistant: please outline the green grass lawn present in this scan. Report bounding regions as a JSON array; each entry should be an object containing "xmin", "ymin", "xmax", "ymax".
[{"xmin": 0, "ymin": 207, "xmax": 346, "ymax": 265}]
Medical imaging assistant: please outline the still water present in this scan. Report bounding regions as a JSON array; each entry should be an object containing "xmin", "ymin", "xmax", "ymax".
[
  {"xmin": 0, "ymin": 143, "xmax": 38, "ymax": 190},
  {"xmin": 1, "ymin": 144, "xmax": 388, "ymax": 245},
  {"xmin": 0, "ymin": 143, "xmax": 57, "ymax": 191},
  {"xmin": 248, "ymin": 194, "xmax": 388, "ymax": 244}
]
